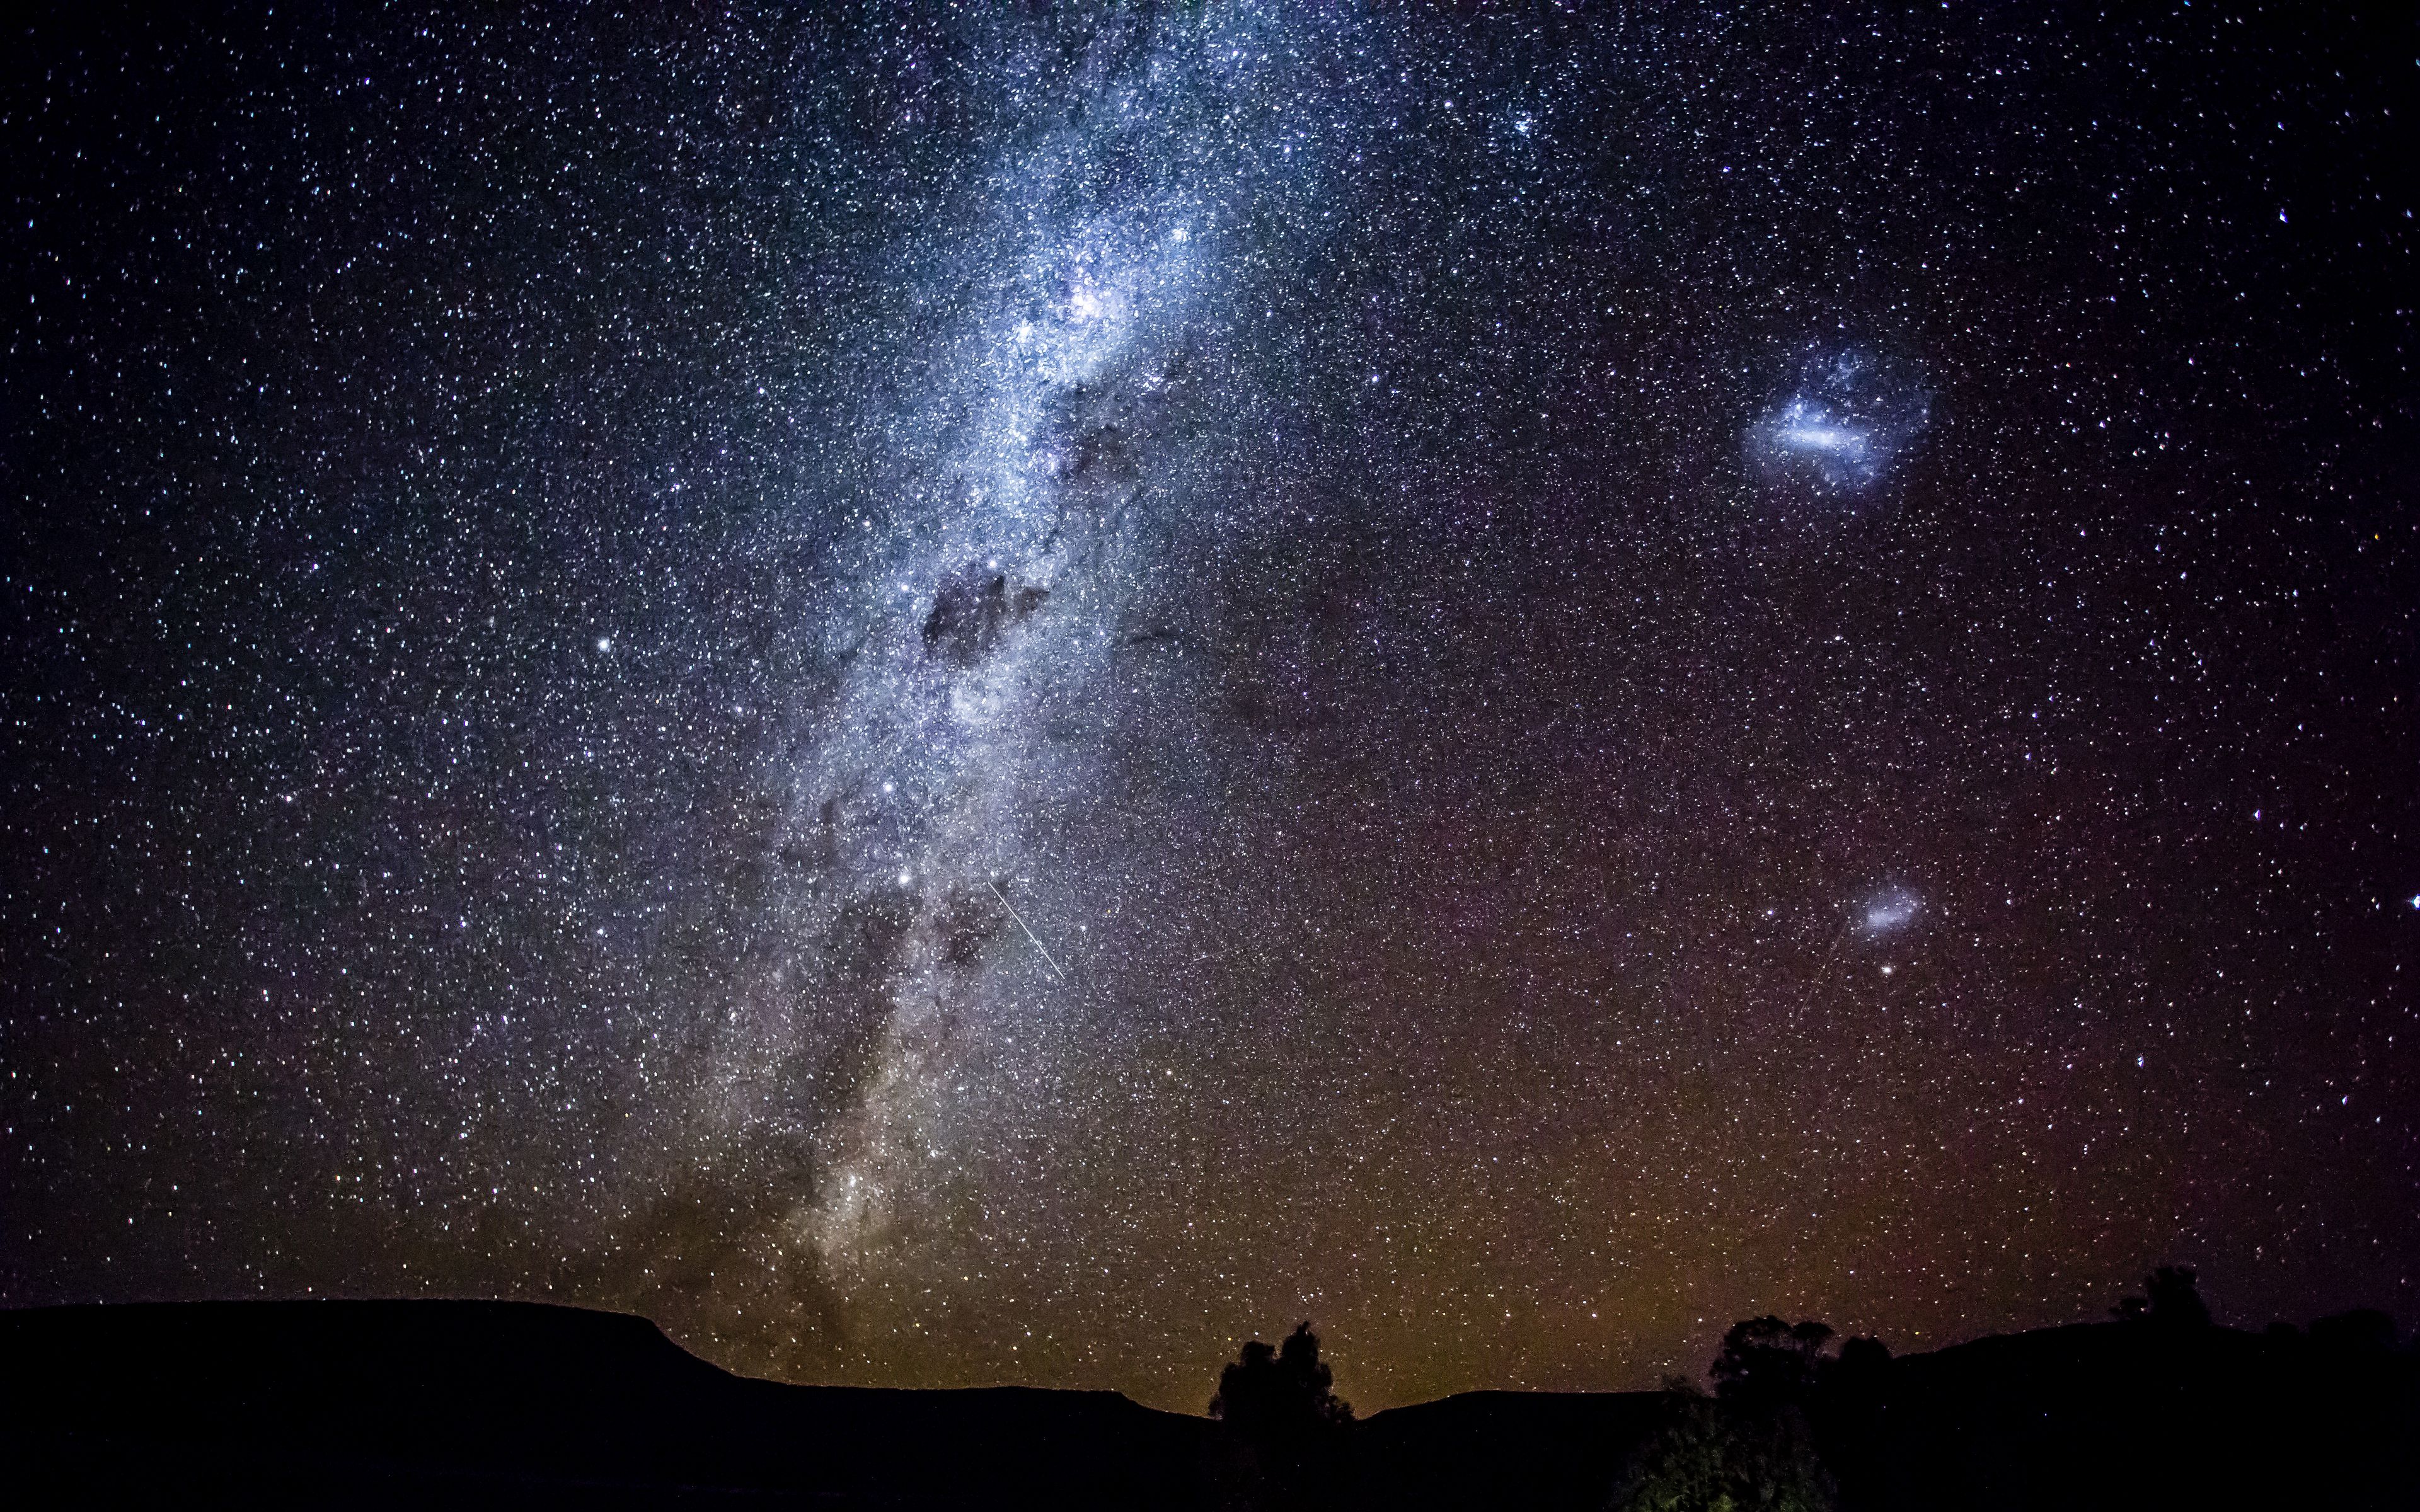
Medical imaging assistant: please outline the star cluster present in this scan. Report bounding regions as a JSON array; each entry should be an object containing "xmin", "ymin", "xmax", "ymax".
[{"xmin": 3, "ymin": 6, "xmax": 2413, "ymax": 1413}]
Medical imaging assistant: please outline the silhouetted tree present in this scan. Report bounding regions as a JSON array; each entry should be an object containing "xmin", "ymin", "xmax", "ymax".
[
  {"xmin": 2112, "ymin": 1265, "xmax": 2211, "ymax": 1328},
  {"xmin": 1814, "ymin": 1334, "xmax": 1893, "ymax": 1507},
  {"xmin": 1608, "ymin": 1378, "xmax": 1835, "ymax": 1512},
  {"xmin": 1207, "ymin": 1323, "xmax": 1353, "ymax": 1511},
  {"xmin": 1829, "ymin": 1334, "xmax": 1891, "ymax": 1385},
  {"xmin": 1210, "ymin": 1322, "xmax": 1354, "ymax": 1433},
  {"xmin": 1711, "ymin": 1317, "xmax": 1836, "ymax": 1411},
  {"xmin": 1622, "ymin": 1317, "xmax": 1889, "ymax": 1511}
]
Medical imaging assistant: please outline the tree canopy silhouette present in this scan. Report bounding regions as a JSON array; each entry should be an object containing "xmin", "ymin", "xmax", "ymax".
[
  {"xmin": 2112, "ymin": 1265, "xmax": 2212, "ymax": 1328},
  {"xmin": 1206, "ymin": 1324, "xmax": 1353, "ymax": 1511},
  {"xmin": 1611, "ymin": 1315, "xmax": 1893, "ymax": 1511},
  {"xmin": 1208, "ymin": 1322, "xmax": 1353, "ymax": 1435},
  {"xmin": 1710, "ymin": 1317, "xmax": 1837, "ymax": 1410}
]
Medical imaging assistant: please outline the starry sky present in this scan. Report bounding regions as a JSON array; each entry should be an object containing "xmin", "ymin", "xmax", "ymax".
[{"xmin": 3, "ymin": 5, "xmax": 2414, "ymax": 1414}]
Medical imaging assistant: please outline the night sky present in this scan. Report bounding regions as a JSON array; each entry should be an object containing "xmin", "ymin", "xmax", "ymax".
[{"xmin": 4, "ymin": 6, "xmax": 2414, "ymax": 1414}]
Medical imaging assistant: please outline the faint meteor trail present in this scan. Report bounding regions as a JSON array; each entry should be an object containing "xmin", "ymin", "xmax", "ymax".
[{"xmin": 988, "ymin": 879, "xmax": 1066, "ymax": 983}]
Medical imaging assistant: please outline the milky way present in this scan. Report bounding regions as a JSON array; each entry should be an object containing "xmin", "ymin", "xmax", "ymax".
[{"xmin": 4, "ymin": 7, "xmax": 2414, "ymax": 1412}]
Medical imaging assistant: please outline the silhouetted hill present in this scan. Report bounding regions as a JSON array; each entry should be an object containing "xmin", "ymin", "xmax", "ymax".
[
  {"xmin": 0, "ymin": 1300, "xmax": 1209, "ymax": 1508},
  {"xmin": 1353, "ymin": 1389, "xmax": 1664, "ymax": 1509},
  {"xmin": 4, "ymin": 1301, "xmax": 2413, "ymax": 1509},
  {"xmin": 1867, "ymin": 1318, "xmax": 2419, "ymax": 1511},
  {"xmin": 1339, "ymin": 1319, "xmax": 2416, "ymax": 1512}
]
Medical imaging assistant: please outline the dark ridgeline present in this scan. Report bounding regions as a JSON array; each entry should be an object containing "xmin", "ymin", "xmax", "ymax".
[
  {"xmin": 1581, "ymin": 1271, "xmax": 2419, "ymax": 1512},
  {"xmin": 0, "ymin": 1298, "xmax": 1209, "ymax": 1509},
  {"xmin": 2, "ymin": 1278, "xmax": 2415, "ymax": 1510},
  {"xmin": 1865, "ymin": 1297, "xmax": 2419, "ymax": 1512}
]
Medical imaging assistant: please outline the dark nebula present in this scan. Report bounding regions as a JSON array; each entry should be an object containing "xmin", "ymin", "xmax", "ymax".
[{"xmin": 3, "ymin": 6, "xmax": 2412, "ymax": 1414}]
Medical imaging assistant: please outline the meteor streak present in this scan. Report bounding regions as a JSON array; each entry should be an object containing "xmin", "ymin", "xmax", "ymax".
[{"xmin": 988, "ymin": 879, "xmax": 1067, "ymax": 983}]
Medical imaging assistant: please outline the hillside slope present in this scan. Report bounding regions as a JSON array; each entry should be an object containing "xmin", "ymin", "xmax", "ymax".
[
  {"xmin": 4, "ymin": 1300, "xmax": 2412, "ymax": 1509},
  {"xmin": 1, "ymin": 1299, "xmax": 1208, "ymax": 1508}
]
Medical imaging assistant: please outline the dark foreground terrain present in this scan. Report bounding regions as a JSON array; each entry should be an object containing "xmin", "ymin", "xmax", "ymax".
[{"xmin": 3, "ymin": 1300, "xmax": 2412, "ymax": 1509}]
